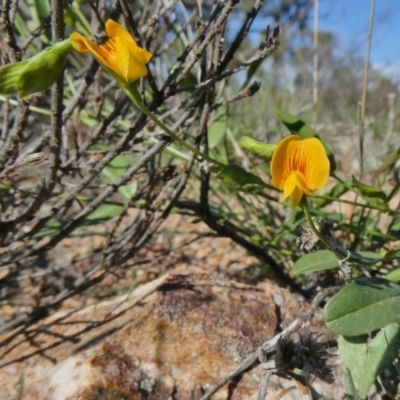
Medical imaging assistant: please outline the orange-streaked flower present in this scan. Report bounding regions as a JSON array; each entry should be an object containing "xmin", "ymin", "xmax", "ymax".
[
  {"xmin": 70, "ymin": 19, "xmax": 152, "ymax": 83},
  {"xmin": 271, "ymin": 135, "xmax": 330, "ymax": 207}
]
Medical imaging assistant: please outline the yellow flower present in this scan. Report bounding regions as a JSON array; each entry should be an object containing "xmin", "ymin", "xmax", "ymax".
[
  {"xmin": 70, "ymin": 19, "xmax": 152, "ymax": 83},
  {"xmin": 271, "ymin": 135, "xmax": 330, "ymax": 207}
]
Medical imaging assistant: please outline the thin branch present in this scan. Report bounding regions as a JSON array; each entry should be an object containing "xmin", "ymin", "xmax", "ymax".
[{"xmin": 198, "ymin": 286, "xmax": 340, "ymax": 400}]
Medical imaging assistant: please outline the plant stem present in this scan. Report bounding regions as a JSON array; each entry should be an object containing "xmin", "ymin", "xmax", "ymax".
[
  {"xmin": 301, "ymin": 197, "xmax": 333, "ymax": 251},
  {"xmin": 122, "ymin": 84, "xmax": 225, "ymax": 167}
]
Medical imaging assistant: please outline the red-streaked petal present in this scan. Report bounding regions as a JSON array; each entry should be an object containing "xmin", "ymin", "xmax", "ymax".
[
  {"xmin": 70, "ymin": 32, "xmax": 90, "ymax": 53},
  {"xmin": 271, "ymin": 135, "xmax": 301, "ymax": 190}
]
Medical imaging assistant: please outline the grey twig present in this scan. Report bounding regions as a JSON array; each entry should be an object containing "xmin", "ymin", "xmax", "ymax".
[{"xmin": 198, "ymin": 286, "xmax": 340, "ymax": 400}]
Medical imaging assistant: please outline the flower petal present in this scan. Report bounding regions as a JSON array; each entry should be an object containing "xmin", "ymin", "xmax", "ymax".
[
  {"xmin": 105, "ymin": 19, "xmax": 137, "ymax": 47},
  {"xmin": 71, "ymin": 20, "xmax": 153, "ymax": 84},
  {"xmin": 271, "ymin": 135, "xmax": 301, "ymax": 190},
  {"xmin": 290, "ymin": 185, "xmax": 304, "ymax": 207},
  {"xmin": 281, "ymin": 171, "xmax": 314, "ymax": 207},
  {"xmin": 111, "ymin": 36, "xmax": 148, "ymax": 82},
  {"xmin": 271, "ymin": 135, "xmax": 330, "ymax": 207},
  {"xmin": 281, "ymin": 171, "xmax": 297, "ymax": 201},
  {"xmin": 105, "ymin": 20, "xmax": 153, "ymax": 64},
  {"xmin": 299, "ymin": 138, "xmax": 330, "ymax": 191},
  {"xmin": 70, "ymin": 32, "xmax": 90, "ymax": 53}
]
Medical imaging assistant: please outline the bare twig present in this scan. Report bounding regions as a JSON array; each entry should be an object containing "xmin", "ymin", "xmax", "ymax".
[{"xmin": 198, "ymin": 286, "xmax": 340, "ymax": 400}]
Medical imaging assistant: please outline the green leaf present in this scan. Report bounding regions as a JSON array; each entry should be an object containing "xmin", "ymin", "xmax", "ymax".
[
  {"xmin": 342, "ymin": 369, "xmax": 360, "ymax": 400},
  {"xmin": 212, "ymin": 164, "xmax": 266, "ymax": 191},
  {"xmin": 179, "ymin": 71, "xmax": 197, "ymax": 88},
  {"xmin": 32, "ymin": 0, "xmax": 50, "ymax": 24},
  {"xmin": 34, "ymin": 221, "xmax": 65, "ymax": 238},
  {"xmin": 81, "ymin": 203, "xmax": 125, "ymax": 226},
  {"xmin": 241, "ymin": 58, "xmax": 263, "ymax": 89},
  {"xmin": 274, "ymin": 109, "xmax": 337, "ymax": 173},
  {"xmin": 352, "ymin": 176, "xmax": 388, "ymax": 201},
  {"xmin": 350, "ymin": 177, "xmax": 388, "ymax": 211},
  {"xmin": 349, "ymin": 251, "xmax": 383, "ymax": 266},
  {"xmin": 239, "ymin": 136, "xmax": 276, "ymax": 160},
  {"xmin": 0, "ymin": 61, "xmax": 29, "ymax": 95},
  {"xmin": 339, "ymin": 324, "xmax": 400, "ymax": 399},
  {"xmin": 292, "ymin": 250, "xmax": 338, "ymax": 275},
  {"xmin": 385, "ymin": 247, "xmax": 400, "ymax": 262},
  {"xmin": 386, "ymin": 267, "xmax": 400, "ymax": 282},
  {"xmin": 388, "ymin": 218, "xmax": 400, "ymax": 240},
  {"xmin": 208, "ymin": 107, "xmax": 227, "ymax": 148},
  {"xmin": 323, "ymin": 277, "xmax": 400, "ymax": 336},
  {"xmin": 379, "ymin": 148, "xmax": 400, "ymax": 171},
  {"xmin": 101, "ymin": 155, "xmax": 137, "ymax": 199}
]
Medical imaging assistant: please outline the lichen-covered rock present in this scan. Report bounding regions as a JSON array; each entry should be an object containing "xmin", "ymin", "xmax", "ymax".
[{"xmin": 0, "ymin": 274, "xmax": 342, "ymax": 399}]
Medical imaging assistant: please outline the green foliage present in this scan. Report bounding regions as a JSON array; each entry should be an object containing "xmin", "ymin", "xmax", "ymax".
[
  {"xmin": 3, "ymin": 1, "xmax": 400, "ymax": 397},
  {"xmin": 239, "ymin": 136, "xmax": 276, "ymax": 160},
  {"xmin": 101, "ymin": 154, "xmax": 138, "ymax": 199},
  {"xmin": 208, "ymin": 107, "xmax": 228, "ymax": 148},
  {"xmin": 339, "ymin": 324, "xmax": 400, "ymax": 399},
  {"xmin": 386, "ymin": 267, "xmax": 400, "ymax": 282},
  {"xmin": 323, "ymin": 277, "xmax": 400, "ymax": 336},
  {"xmin": 292, "ymin": 250, "xmax": 338, "ymax": 275},
  {"xmin": 212, "ymin": 163, "xmax": 267, "ymax": 192},
  {"xmin": 0, "ymin": 39, "xmax": 72, "ymax": 97}
]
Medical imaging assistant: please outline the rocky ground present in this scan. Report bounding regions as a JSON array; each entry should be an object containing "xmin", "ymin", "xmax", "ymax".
[{"xmin": 0, "ymin": 213, "xmax": 350, "ymax": 399}]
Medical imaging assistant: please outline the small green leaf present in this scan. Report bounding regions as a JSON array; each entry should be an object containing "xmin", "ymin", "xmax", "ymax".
[
  {"xmin": 323, "ymin": 277, "xmax": 400, "ymax": 336},
  {"xmin": 81, "ymin": 203, "xmax": 125, "ymax": 226},
  {"xmin": 241, "ymin": 58, "xmax": 263, "ymax": 89},
  {"xmin": 274, "ymin": 109, "xmax": 337, "ymax": 173},
  {"xmin": 339, "ymin": 324, "xmax": 400, "ymax": 399},
  {"xmin": 349, "ymin": 251, "xmax": 383, "ymax": 266},
  {"xmin": 34, "ymin": 221, "xmax": 66, "ymax": 238},
  {"xmin": 385, "ymin": 247, "xmax": 400, "ymax": 262},
  {"xmin": 352, "ymin": 176, "xmax": 387, "ymax": 201},
  {"xmin": 386, "ymin": 267, "xmax": 400, "ymax": 282},
  {"xmin": 179, "ymin": 71, "xmax": 197, "ymax": 88},
  {"xmin": 212, "ymin": 164, "xmax": 266, "ymax": 191},
  {"xmin": 292, "ymin": 250, "xmax": 338, "ymax": 275},
  {"xmin": 101, "ymin": 155, "xmax": 137, "ymax": 199},
  {"xmin": 342, "ymin": 369, "xmax": 359, "ymax": 400},
  {"xmin": 208, "ymin": 107, "xmax": 227, "ymax": 148},
  {"xmin": 380, "ymin": 148, "xmax": 400, "ymax": 171},
  {"xmin": 239, "ymin": 136, "xmax": 276, "ymax": 160},
  {"xmin": 388, "ymin": 218, "xmax": 400, "ymax": 240}
]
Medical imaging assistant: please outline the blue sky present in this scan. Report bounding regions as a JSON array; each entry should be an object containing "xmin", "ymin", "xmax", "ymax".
[{"xmin": 314, "ymin": 0, "xmax": 400, "ymax": 77}]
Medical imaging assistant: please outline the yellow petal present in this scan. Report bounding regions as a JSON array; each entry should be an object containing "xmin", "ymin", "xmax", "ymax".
[
  {"xmin": 71, "ymin": 20, "xmax": 153, "ymax": 84},
  {"xmin": 271, "ymin": 135, "xmax": 301, "ymax": 190},
  {"xmin": 271, "ymin": 135, "xmax": 329, "ymax": 192},
  {"xmin": 271, "ymin": 135, "xmax": 329, "ymax": 207},
  {"xmin": 300, "ymin": 138, "xmax": 330, "ymax": 190},
  {"xmin": 109, "ymin": 37, "xmax": 147, "ymax": 83},
  {"xmin": 70, "ymin": 32, "xmax": 90, "ymax": 53},
  {"xmin": 290, "ymin": 185, "xmax": 304, "ymax": 207},
  {"xmin": 282, "ymin": 171, "xmax": 312, "ymax": 198},
  {"xmin": 105, "ymin": 19, "xmax": 137, "ymax": 47},
  {"xmin": 105, "ymin": 20, "xmax": 153, "ymax": 65}
]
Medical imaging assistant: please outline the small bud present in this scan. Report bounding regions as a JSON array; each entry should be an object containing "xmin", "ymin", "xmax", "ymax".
[
  {"xmin": 0, "ymin": 39, "xmax": 72, "ymax": 98},
  {"xmin": 16, "ymin": 39, "xmax": 72, "ymax": 97},
  {"xmin": 239, "ymin": 136, "xmax": 277, "ymax": 160},
  {"xmin": 0, "ymin": 61, "xmax": 29, "ymax": 95}
]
